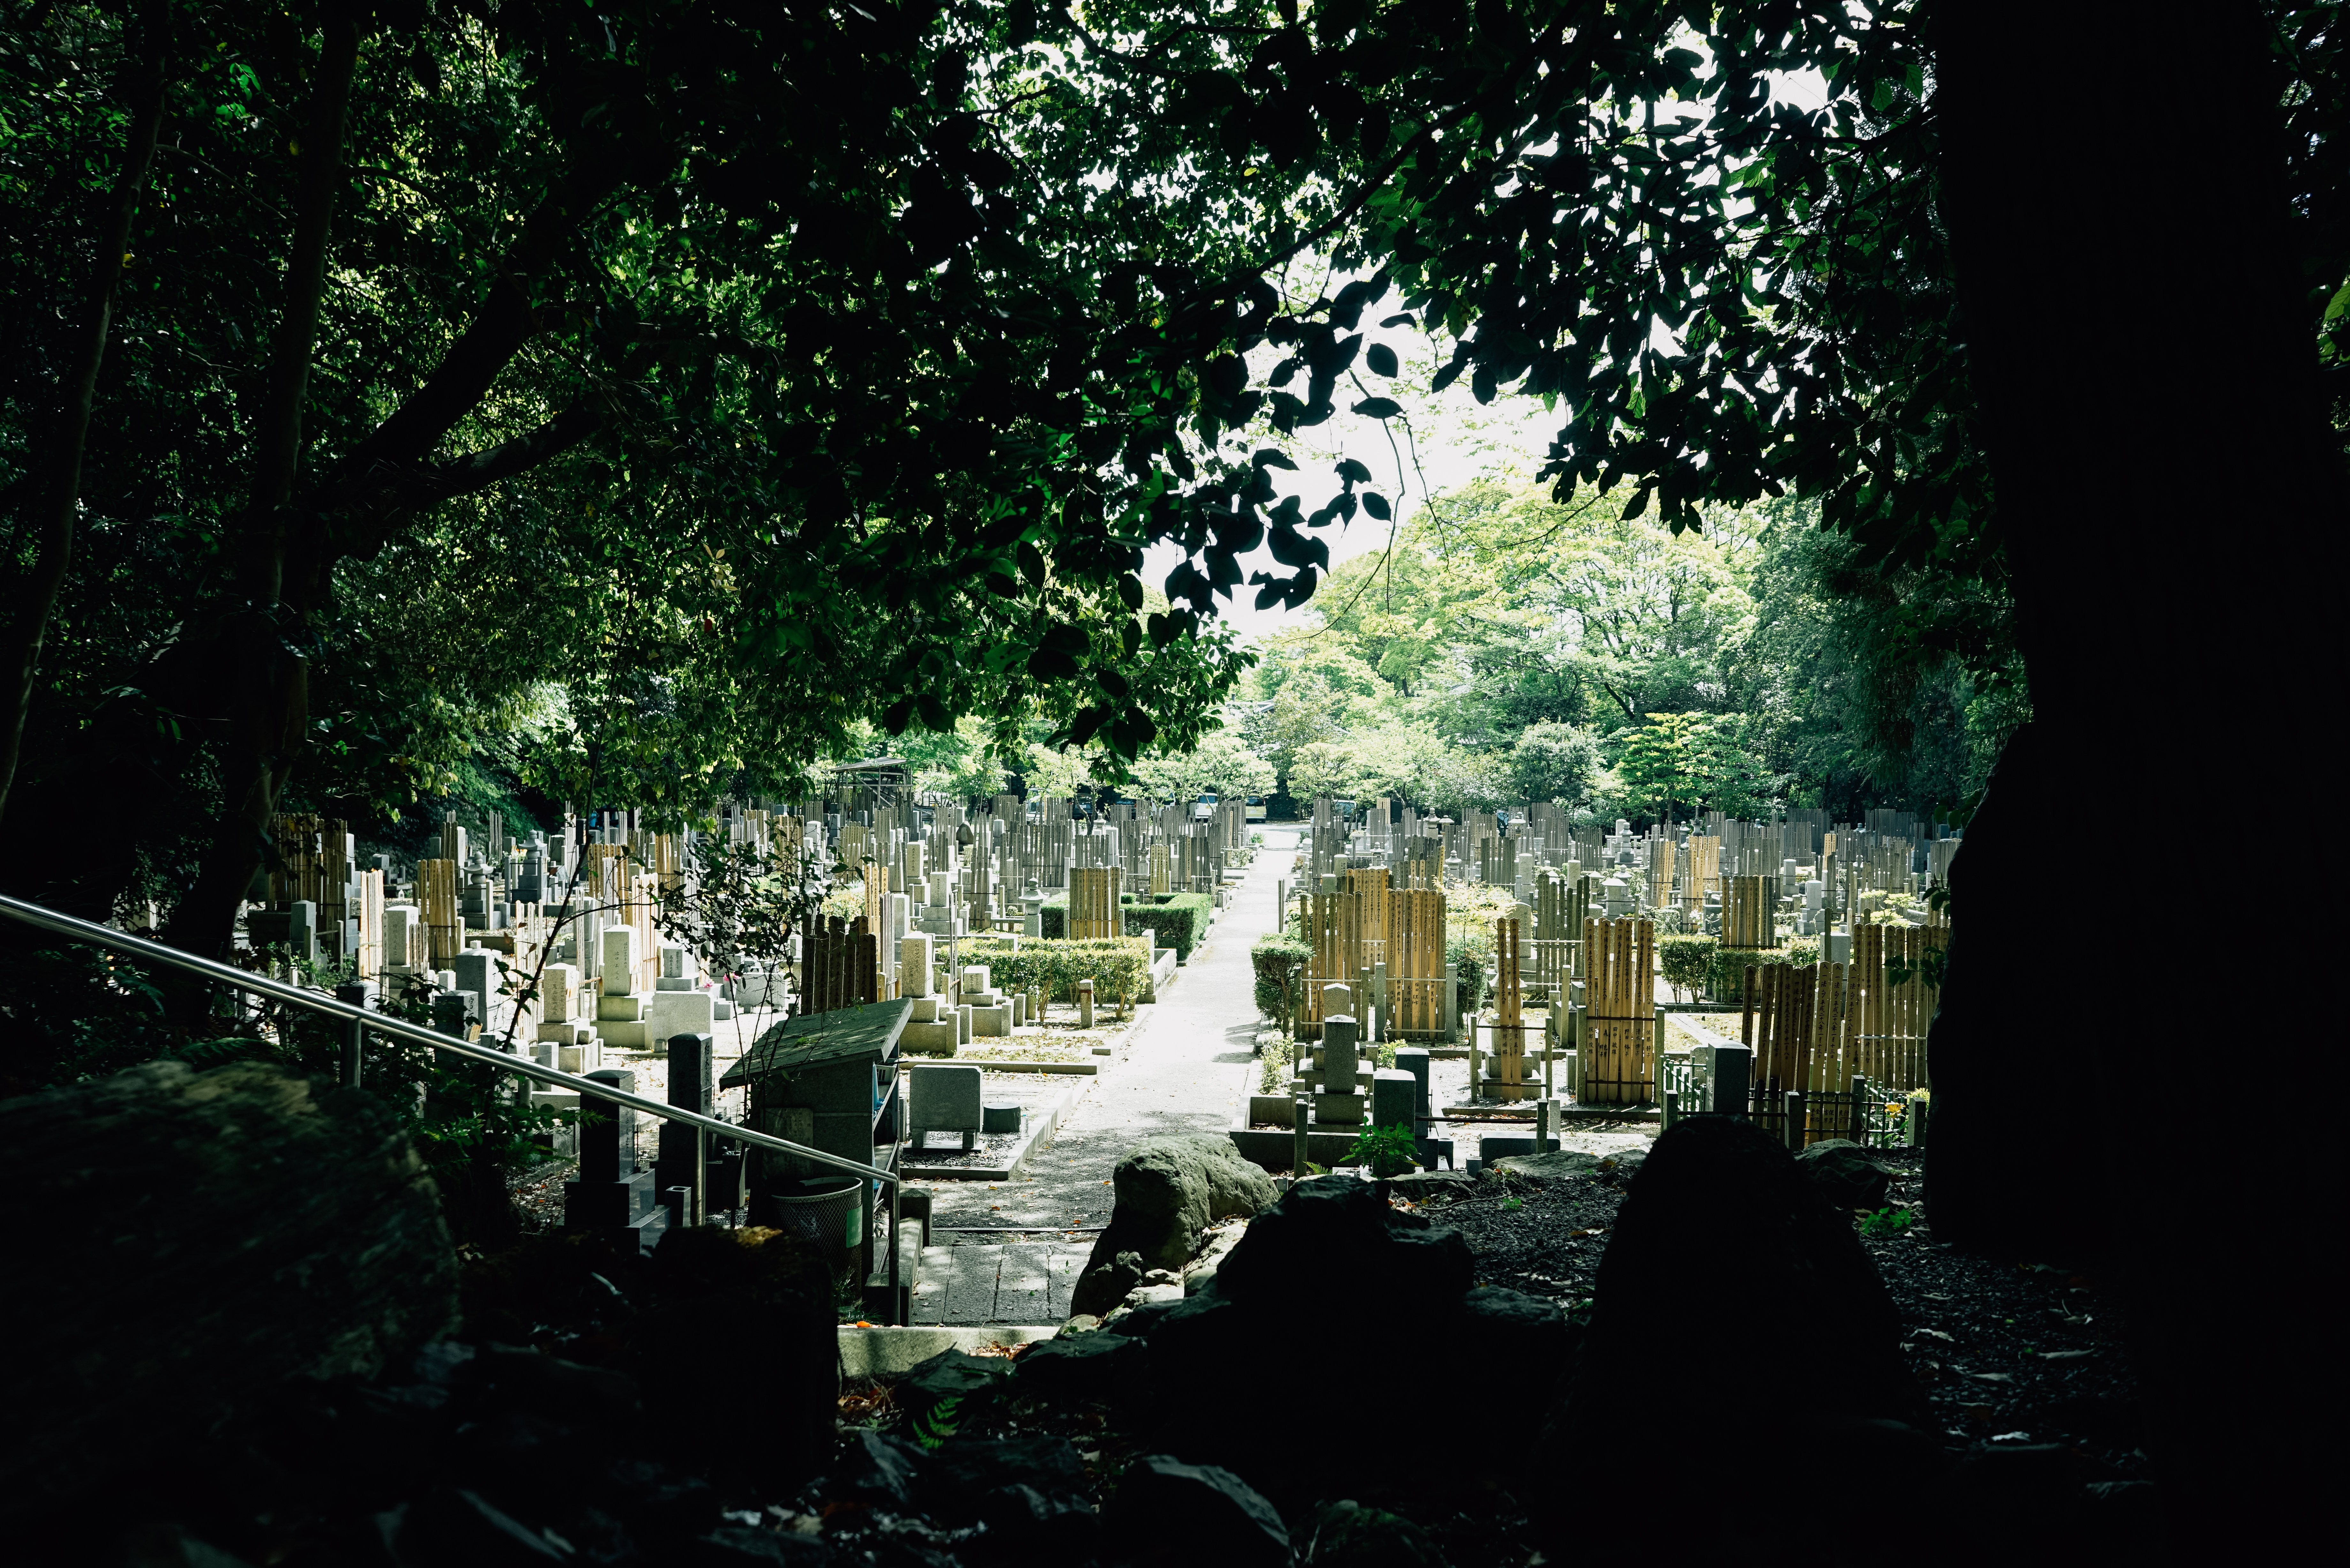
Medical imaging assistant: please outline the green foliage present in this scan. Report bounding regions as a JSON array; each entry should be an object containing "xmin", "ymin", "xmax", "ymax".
[
  {"xmin": 1251, "ymin": 933, "xmax": 1311, "ymax": 1030},
  {"xmin": 1508, "ymin": 722, "xmax": 1608, "ymax": 807},
  {"xmin": 1127, "ymin": 733, "xmax": 1275, "ymax": 802},
  {"xmin": 1859, "ymin": 1206, "xmax": 1917, "ymax": 1239},
  {"xmin": 910, "ymin": 1395, "xmax": 964, "ymax": 1452},
  {"xmin": 1256, "ymin": 1031, "xmax": 1296, "ymax": 1095},
  {"xmin": 959, "ymin": 937, "xmax": 1150, "ymax": 1007},
  {"xmin": 1345, "ymin": 1123, "xmax": 1420, "ymax": 1180},
  {"xmin": 1706, "ymin": 945, "xmax": 1817, "ymax": 1003},
  {"xmin": 1658, "ymin": 935, "xmax": 1716, "ymax": 1004},
  {"xmin": 1117, "ymin": 893, "xmax": 1213, "ymax": 963},
  {"xmin": 1885, "ymin": 947, "xmax": 1949, "ymax": 991},
  {"xmin": 1447, "ymin": 936, "xmax": 1488, "ymax": 1016},
  {"xmin": 1040, "ymin": 891, "xmax": 1210, "ymax": 963}
]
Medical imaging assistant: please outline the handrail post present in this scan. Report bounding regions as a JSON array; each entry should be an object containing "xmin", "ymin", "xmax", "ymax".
[
  {"xmin": 333, "ymin": 981, "xmax": 376, "ymax": 1089},
  {"xmin": 694, "ymin": 1123, "xmax": 707, "ymax": 1227}
]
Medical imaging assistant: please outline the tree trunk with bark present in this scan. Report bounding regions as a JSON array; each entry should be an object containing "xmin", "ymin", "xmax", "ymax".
[{"xmin": 1932, "ymin": 0, "xmax": 2342, "ymax": 1552}]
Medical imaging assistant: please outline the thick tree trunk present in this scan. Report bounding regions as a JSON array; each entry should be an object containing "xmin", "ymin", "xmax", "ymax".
[
  {"xmin": 1932, "ymin": 0, "xmax": 2341, "ymax": 1552},
  {"xmin": 162, "ymin": 15, "xmax": 358, "ymax": 967},
  {"xmin": 0, "ymin": 4, "xmax": 171, "ymax": 830}
]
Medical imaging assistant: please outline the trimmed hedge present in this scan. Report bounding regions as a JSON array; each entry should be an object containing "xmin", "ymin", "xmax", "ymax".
[
  {"xmin": 1251, "ymin": 934, "xmax": 1311, "ymax": 1029},
  {"xmin": 1040, "ymin": 890, "xmax": 1214, "ymax": 962},
  {"xmin": 958, "ymin": 936, "xmax": 1154, "ymax": 1006},
  {"xmin": 1706, "ymin": 939, "xmax": 1824, "ymax": 1002}
]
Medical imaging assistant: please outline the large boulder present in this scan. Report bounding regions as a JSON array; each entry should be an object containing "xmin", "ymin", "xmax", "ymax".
[
  {"xmin": 1795, "ymin": 1138, "xmax": 1894, "ymax": 1211},
  {"xmin": 1301, "ymin": 1498, "xmax": 1450, "ymax": 1567},
  {"xmin": 1103, "ymin": 1454, "xmax": 1291, "ymax": 1568},
  {"xmin": 1215, "ymin": 1176, "xmax": 1472, "ymax": 1322},
  {"xmin": 637, "ymin": 1225, "xmax": 839, "ymax": 1485},
  {"xmin": 1547, "ymin": 1115, "xmax": 1924, "ymax": 1549},
  {"xmin": 1071, "ymin": 1135, "xmax": 1278, "ymax": 1314},
  {"xmin": 1, "ymin": 1061, "xmax": 458, "ymax": 1518}
]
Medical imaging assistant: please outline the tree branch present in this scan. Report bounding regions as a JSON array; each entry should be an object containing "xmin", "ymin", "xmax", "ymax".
[{"xmin": 343, "ymin": 399, "xmax": 607, "ymax": 541}]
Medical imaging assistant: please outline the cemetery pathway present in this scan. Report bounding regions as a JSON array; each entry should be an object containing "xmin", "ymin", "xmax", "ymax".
[{"xmin": 905, "ymin": 828, "xmax": 1299, "ymax": 1323}]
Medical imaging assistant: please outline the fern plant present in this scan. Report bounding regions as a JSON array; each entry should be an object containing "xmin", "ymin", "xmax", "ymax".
[{"xmin": 910, "ymin": 1394, "xmax": 963, "ymax": 1451}]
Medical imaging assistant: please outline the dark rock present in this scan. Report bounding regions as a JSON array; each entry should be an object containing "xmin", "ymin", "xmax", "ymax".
[
  {"xmin": 690, "ymin": 1524, "xmax": 836, "ymax": 1564},
  {"xmin": 895, "ymin": 1349, "xmax": 1017, "ymax": 1425},
  {"xmin": 1385, "ymin": 1170, "xmax": 1474, "ymax": 1202},
  {"xmin": 1484, "ymin": 1150, "xmax": 1600, "ymax": 1182},
  {"xmin": 638, "ymin": 1225, "xmax": 838, "ymax": 1486},
  {"xmin": 118, "ymin": 1523, "xmax": 260, "ymax": 1568},
  {"xmin": 393, "ymin": 1486, "xmax": 573, "ymax": 1563},
  {"xmin": 1457, "ymin": 1287, "xmax": 1569, "ymax": 1371},
  {"xmin": 471, "ymin": 1346, "xmax": 642, "ymax": 1430},
  {"xmin": 1, "ymin": 1062, "xmax": 458, "ymax": 1519},
  {"xmin": 1216, "ymin": 1177, "xmax": 1472, "ymax": 1323},
  {"xmin": 1075, "ymin": 1135, "xmax": 1281, "ymax": 1304},
  {"xmin": 1012, "ymin": 1329, "xmax": 1144, "ymax": 1402},
  {"xmin": 1548, "ymin": 1115, "xmax": 1922, "ymax": 1549},
  {"xmin": 975, "ymin": 1482, "xmax": 1101, "ymax": 1555},
  {"xmin": 1592, "ymin": 1148, "xmax": 1646, "ymax": 1185},
  {"xmin": 595, "ymin": 1459, "xmax": 724, "ymax": 1543},
  {"xmin": 1301, "ymin": 1499, "xmax": 1449, "ymax": 1567},
  {"xmin": 833, "ymin": 1428, "xmax": 926, "ymax": 1508},
  {"xmin": 1103, "ymin": 1455, "xmax": 1290, "ymax": 1568},
  {"xmin": 1795, "ymin": 1138, "xmax": 1893, "ymax": 1210},
  {"xmin": 1104, "ymin": 1285, "xmax": 1227, "ymax": 1344},
  {"xmin": 921, "ymin": 1435, "xmax": 1090, "ymax": 1518},
  {"xmin": 1070, "ymin": 1249, "xmax": 1149, "ymax": 1319}
]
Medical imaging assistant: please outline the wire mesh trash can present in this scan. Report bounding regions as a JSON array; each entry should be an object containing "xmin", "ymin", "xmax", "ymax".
[{"xmin": 756, "ymin": 1175, "xmax": 864, "ymax": 1250}]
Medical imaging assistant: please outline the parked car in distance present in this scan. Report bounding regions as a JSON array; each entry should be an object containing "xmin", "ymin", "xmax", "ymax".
[
  {"xmin": 1245, "ymin": 796, "xmax": 1267, "ymax": 821},
  {"xmin": 1193, "ymin": 792, "xmax": 1217, "ymax": 821}
]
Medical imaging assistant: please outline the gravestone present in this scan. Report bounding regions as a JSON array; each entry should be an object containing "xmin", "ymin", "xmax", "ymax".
[
  {"xmin": 1710, "ymin": 1042, "xmax": 1753, "ymax": 1117},
  {"xmin": 1322, "ymin": 1010, "xmax": 1361, "ymax": 1096},
  {"xmin": 909, "ymin": 1063, "xmax": 984, "ymax": 1151},
  {"xmin": 539, "ymin": 963, "xmax": 580, "ymax": 1027},
  {"xmin": 562, "ymin": 1067, "xmax": 670, "ymax": 1253},
  {"xmin": 1394, "ymin": 1045, "xmax": 1432, "ymax": 1119},
  {"xmin": 1370, "ymin": 1068, "xmax": 1415, "ymax": 1130},
  {"xmin": 451, "ymin": 949, "xmax": 497, "ymax": 1036},
  {"xmin": 655, "ymin": 1032, "xmax": 720, "ymax": 1225}
]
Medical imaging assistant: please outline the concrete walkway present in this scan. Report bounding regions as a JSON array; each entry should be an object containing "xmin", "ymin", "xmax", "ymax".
[{"xmin": 916, "ymin": 829, "xmax": 1295, "ymax": 1245}]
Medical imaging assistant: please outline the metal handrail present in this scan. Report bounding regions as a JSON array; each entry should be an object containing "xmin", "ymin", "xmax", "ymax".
[{"xmin": 0, "ymin": 890, "xmax": 907, "ymax": 1318}]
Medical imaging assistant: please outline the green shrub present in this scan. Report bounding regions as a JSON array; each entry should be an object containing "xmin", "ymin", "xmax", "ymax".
[
  {"xmin": 1659, "ymin": 935, "xmax": 1715, "ymax": 1002},
  {"xmin": 958, "ymin": 936, "xmax": 1152, "ymax": 1006},
  {"xmin": 1447, "ymin": 935, "xmax": 1487, "ymax": 1015},
  {"xmin": 1121, "ymin": 892, "xmax": 1213, "ymax": 961},
  {"xmin": 1039, "ymin": 890, "xmax": 1213, "ymax": 961},
  {"xmin": 1705, "ymin": 943, "xmax": 1815, "ymax": 1003},
  {"xmin": 1251, "ymin": 933, "xmax": 1311, "ymax": 1029},
  {"xmin": 1256, "ymin": 1030, "xmax": 1295, "ymax": 1093},
  {"xmin": 1346, "ymin": 1123, "xmax": 1420, "ymax": 1178}
]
